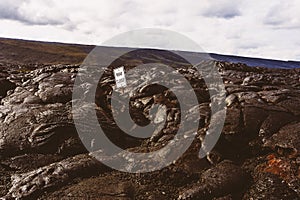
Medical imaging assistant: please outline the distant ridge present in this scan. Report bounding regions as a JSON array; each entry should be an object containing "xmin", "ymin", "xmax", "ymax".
[
  {"xmin": 210, "ymin": 53, "xmax": 300, "ymax": 69},
  {"xmin": 0, "ymin": 37, "xmax": 94, "ymax": 65},
  {"xmin": 0, "ymin": 37, "xmax": 299, "ymax": 69}
]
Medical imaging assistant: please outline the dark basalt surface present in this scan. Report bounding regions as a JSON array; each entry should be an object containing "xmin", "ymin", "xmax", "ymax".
[{"xmin": 0, "ymin": 58, "xmax": 299, "ymax": 200}]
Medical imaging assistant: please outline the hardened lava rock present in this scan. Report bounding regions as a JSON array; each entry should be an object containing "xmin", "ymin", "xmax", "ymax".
[
  {"xmin": 0, "ymin": 60, "xmax": 299, "ymax": 199},
  {"xmin": 178, "ymin": 160, "xmax": 249, "ymax": 200}
]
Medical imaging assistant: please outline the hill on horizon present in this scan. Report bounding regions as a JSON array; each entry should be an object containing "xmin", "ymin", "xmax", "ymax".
[{"xmin": 0, "ymin": 37, "xmax": 299, "ymax": 69}]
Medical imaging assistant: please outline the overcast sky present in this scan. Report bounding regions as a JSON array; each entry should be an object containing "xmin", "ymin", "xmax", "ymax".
[{"xmin": 0, "ymin": 0, "xmax": 300, "ymax": 60}]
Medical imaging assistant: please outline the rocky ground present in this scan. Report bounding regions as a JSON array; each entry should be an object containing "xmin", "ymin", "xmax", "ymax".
[{"xmin": 0, "ymin": 49, "xmax": 299, "ymax": 200}]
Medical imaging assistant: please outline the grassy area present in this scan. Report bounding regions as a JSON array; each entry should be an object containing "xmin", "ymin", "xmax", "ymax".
[{"xmin": 0, "ymin": 37, "xmax": 95, "ymax": 65}]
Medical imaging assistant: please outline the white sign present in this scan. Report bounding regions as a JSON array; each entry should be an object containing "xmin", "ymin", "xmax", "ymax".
[{"xmin": 113, "ymin": 66, "xmax": 127, "ymax": 88}]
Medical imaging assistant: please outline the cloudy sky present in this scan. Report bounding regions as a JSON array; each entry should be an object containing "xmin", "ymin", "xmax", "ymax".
[{"xmin": 0, "ymin": 0, "xmax": 300, "ymax": 60}]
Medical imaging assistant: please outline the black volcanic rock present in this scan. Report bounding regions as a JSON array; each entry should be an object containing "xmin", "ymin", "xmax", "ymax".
[
  {"xmin": 178, "ymin": 160, "xmax": 249, "ymax": 200},
  {"xmin": 243, "ymin": 172, "xmax": 298, "ymax": 200},
  {"xmin": 243, "ymin": 154, "xmax": 300, "ymax": 199},
  {"xmin": 0, "ymin": 57, "xmax": 299, "ymax": 200},
  {"xmin": 0, "ymin": 75, "xmax": 15, "ymax": 100}
]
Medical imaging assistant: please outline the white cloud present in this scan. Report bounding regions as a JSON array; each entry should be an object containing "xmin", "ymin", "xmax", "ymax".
[
  {"xmin": 0, "ymin": 0, "xmax": 69, "ymax": 25},
  {"xmin": 199, "ymin": 0, "xmax": 241, "ymax": 19},
  {"xmin": 0, "ymin": 0, "xmax": 299, "ymax": 60},
  {"xmin": 264, "ymin": 0, "xmax": 300, "ymax": 29}
]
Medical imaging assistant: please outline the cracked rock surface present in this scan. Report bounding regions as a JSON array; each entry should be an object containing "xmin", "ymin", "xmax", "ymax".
[{"xmin": 0, "ymin": 55, "xmax": 299, "ymax": 199}]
